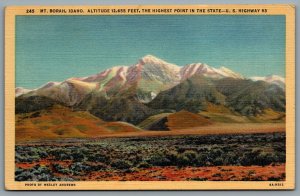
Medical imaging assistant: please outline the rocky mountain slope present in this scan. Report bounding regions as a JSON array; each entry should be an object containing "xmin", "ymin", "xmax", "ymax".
[{"xmin": 16, "ymin": 55, "xmax": 286, "ymax": 128}]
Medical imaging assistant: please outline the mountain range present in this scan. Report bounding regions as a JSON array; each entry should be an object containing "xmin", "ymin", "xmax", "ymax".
[
  {"xmin": 15, "ymin": 55, "xmax": 286, "ymax": 134},
  {"xmin": 16, "ymin": 55, "xmax": 284, "ymax": 102}
]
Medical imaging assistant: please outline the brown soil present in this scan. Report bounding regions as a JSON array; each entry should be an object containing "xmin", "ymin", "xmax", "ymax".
[
  {"xmin": 167, "ymin": 110, "xmax": 212, "ymax": 129},
  {"xmin": 15, "ymin": 105, "xmax": 142, "ymax": 142},
  {"xmin": 16, "ymin": 122, "xmax": 285, "ymax": 143},
  {"xmin": 16, "ymin": 161, "xmax": 285, "ymax": 181},
  {"xmin": 81, "ymin": 165, "xmax": 285, "ymax": 181}
]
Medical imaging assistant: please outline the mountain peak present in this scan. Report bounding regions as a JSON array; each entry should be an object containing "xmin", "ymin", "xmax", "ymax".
[
  {"xmin": 219, "ymin": 66, "xmax": 243, "ymax": 79},
  {"xmin": 15, "ymin": 87, "xmax": 32, "ymax": 97},
  {"xmin": 187, "ymin": 63, "xmax": 210, "ymax": 69},
  {"xmin": 250, "ymin": 75, "xmax": 285, "ymax": 89},
  {"xmin": 251, "ymin": 75, "xmax": 285, "ymax": 82},
  {"xmin": 139, "ymin": 54, "xmax": 174, "ymax": 65},
  {"xmin": 40, "ymin": 81, "xmax": 60, "ymax": 89},
  {"xmin": 219, "ymin": 66, "xmax": 231, "ymax": 72},
  {"xmin": 138, "ymin": 54, "xmax": 180, "ymax": 72},
  {"xmin": 265, "ymin": 75, "xmax": 285, "ymax": 82}
]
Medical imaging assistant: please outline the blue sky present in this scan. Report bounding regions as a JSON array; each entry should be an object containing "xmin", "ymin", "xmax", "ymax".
[{"xmin": 16, "ymin": 15, "xmax": 285, "ymax": 89}]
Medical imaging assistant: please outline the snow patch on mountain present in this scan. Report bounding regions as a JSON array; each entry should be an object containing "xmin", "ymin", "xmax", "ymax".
[
  {"xmin": 15, "ymin": 55, "xmax": 284, "ymax": 105},
  {"xmin": 39, "ymin": 81, "xmax": 61, "ymax": 89},
  {"xmin": 251, "ymin": 75, "xmax": 285, "ymax": 89},
  {"xmin": 137, "ymin": 55, "xmax": 181, "ymax": 84},
  {"xmin": 219, "ymin": 66, "xmax": 244, "ymax": 79},
  {"xmin": 15, "ymin": 87, "xmax": 32, "ymax": 97},
  {"xmin": 80, "ymin": 66, "xmax": 129, "ymax": 83},
  {"xmin": 139, "ymin": 55, "xmax": 180, "ymax": 72},
  {"xmin": 180, "ymin": 63, "xmax": 243, "ymax": 80}
]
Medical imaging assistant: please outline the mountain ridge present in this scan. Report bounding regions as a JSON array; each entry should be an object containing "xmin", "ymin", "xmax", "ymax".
[
  {"xmin": 16, "ymin": 55, "xmax": 286, "ymax": 123},
  {"xmin": 16, "ymin": 55, "xmax": 284, "ymax": 104}
]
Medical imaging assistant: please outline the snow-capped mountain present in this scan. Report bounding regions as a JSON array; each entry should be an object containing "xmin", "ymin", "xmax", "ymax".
[
  {"xmin": 250, "ymin": 75, "xmax": 285, "ymax": 89},
  {"xmin": 180, "ymin": 63, "xmax": 243, "ymax": 80},
  {"xmin": 16, "ymin": 55, "xmax": 284, "ymax": 106},
  {"xmin": 16, "ymin": 55, "xmax": 183, "ymax": 105},
  {"xmin": 15, "ymin": 87, "xmax": 32, "ymax": 97},
  {"xmin": 135, "ymin": 54, "xmax": 181, "ymax": 83},
  {"xmin": 79, "ymin": 55, "xmax": 180, "ymax": 85},
  {"xmin": 77, "ymin": 55, "xmax": 182, "ymax": 103},
  {"xmin": 21, "ymin": 79, "xmax": 97, "ymax": 106},
  {"xmin": 218, "ymin": 66, "xmax": 244, "ymax": 79}
]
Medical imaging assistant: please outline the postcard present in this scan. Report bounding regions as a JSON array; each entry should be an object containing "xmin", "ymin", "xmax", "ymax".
[{"xmin": 5, "ymin": 5, "xmax": 295, "ymax": 190}]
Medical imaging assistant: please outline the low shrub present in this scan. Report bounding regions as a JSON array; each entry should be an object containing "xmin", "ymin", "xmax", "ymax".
[
  {"xmin": 111, "ymin": 159, "xmax": 133, "ymax": 170},
  {"xmin": 147, "ymin": 153, "xmax": 171, "ymax": 166}
]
